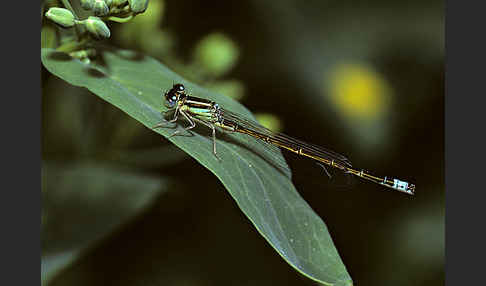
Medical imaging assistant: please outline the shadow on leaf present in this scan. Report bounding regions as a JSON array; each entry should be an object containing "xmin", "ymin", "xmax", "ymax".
[
  {"xmin": 47, "ymin": 51, "xmax": 72, "ymax": 61},
  {"xmin": 84, "ymin": 67, "xmax": 106, "ymax": 78}
]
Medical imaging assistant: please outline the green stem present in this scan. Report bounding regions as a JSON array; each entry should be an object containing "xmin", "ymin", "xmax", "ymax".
[
  {"xmin": 60, "ymin": 0, "xmax": 81, "ymax": 40},
  {"xmin": 106, "ymin": 15, "xmax": 135, "ymax": 23},
  {"xmin": 60, "ymin": 0, "xmax": 77, "ymax": 17}
]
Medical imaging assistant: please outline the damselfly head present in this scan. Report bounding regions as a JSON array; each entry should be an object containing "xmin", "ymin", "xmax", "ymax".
[{"xmin": 164, "ymin": 83, "xmax": 186, "ymax": 108}]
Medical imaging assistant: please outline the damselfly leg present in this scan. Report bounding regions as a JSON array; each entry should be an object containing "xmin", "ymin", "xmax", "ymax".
[
  {"xmin": 152, "ymin": 109, "xmax": 180, "ymax": 129},
  {"xmin": 167, "ymin": 110, "xmax": 196, "ymax": 138},
  {"xmin": 192, "ymin": 117, "xmax": 220, "ymax": 160},
  {"xmin": 153, "ymin": 106, "xmax": 221, "ymax": 160}
]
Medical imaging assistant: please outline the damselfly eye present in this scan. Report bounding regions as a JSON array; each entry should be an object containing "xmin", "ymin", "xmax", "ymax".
[
  {"xmin": 164, "ymin": 91, "xmax": 177, "ymax": 108},
  {"xmin": 173, "ymin": 83, "xmax": 185, "ymax": 92},
  {"xmin": 164, "ymin": 84, "xmax": 186, "ymax": 108}
]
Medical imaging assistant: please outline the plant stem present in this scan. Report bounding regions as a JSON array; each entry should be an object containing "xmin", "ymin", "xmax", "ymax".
[
  {"xmin": 106, "ymin": 15, "xmax": 135, "ymax": 23},
  {"xmin": 60, "ymin": 0, "xmax": 81, "ymax": 41},
  {"xmin": 60, "ymin": 0, "xmax": 77, "ymax": 17}
]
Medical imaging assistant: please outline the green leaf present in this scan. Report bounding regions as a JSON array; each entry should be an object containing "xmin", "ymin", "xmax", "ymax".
[
  {"xmin": 41, "ymin": 162, "xmax": 168, "ymax": 285},
  {"xmin": 41, "ymin": 47, "xmax": 352, "ymax": 285}
]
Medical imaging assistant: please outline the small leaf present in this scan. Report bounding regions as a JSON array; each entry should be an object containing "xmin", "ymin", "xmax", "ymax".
[{"xmin": 41, "ymin": 47, "xmax": 352, "ymax": 285}]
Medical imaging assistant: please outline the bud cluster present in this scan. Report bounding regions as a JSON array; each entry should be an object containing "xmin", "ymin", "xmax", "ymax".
[
  {"xmin": 80, "ymin": 0, "xmax": 149, "ymax": 17},
  {"xmin": 45, "ymin": 0, "xmax": 149, "ymax": 40}
]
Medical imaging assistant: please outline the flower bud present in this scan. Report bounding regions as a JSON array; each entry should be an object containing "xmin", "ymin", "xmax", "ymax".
[
  {"xmin": 80, "ymin": 0, "xmax": 94, "ymax": 10},
  {"xmin": 128, "ymin": 0, "xmax": 149, "ymax": 14},
  {"xmin": 45, "ymin": 7, "xmax": 75, "ymax": 28},
  {"xmin": 69, "ymin": 49, "xmax": 97, "ymax": 62},
  {"xmin": 93, "ymin": 0, "xmax": 109, "ymax": 16},
  {"xmin": 83, "ymin": 16, "xmax": 111, "ymax": 39}
]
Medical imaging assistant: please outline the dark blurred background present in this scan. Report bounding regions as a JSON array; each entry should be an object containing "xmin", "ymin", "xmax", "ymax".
[{"xmin": 42, "ymin": 0, "xmax": 444, "ymax": 285}]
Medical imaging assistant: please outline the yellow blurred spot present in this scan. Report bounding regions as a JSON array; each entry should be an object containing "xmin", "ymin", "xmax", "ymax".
[
  {"xmin": 255, "ymin": 113, "xmax": 283, "ymax": 133},
  {"xmin": 193, "ymin": 33, "xmax": 239, "ymax": 77},
  {"xmin": 328, "ymin": 63, "xmax": 391, "ymax": 120}
]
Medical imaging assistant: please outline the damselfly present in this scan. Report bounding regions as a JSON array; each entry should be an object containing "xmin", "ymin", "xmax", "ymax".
[{"xmin": 153, "ymin": 83, "xmax": 415, "ymax": 195}]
